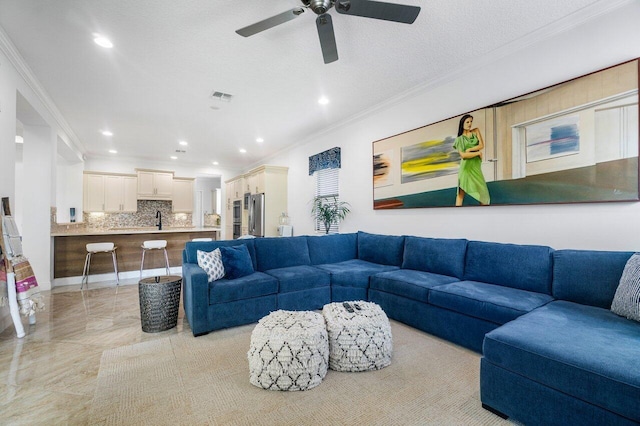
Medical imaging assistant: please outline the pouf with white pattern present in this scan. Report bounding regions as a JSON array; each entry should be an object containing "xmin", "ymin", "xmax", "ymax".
[
  {"xmin": 248, "ymin": 310, "xmax": 328, "ymax": 391},
  {"xmin": 322, "ymin": 301, "xmax": 392, "ymax": 372}
]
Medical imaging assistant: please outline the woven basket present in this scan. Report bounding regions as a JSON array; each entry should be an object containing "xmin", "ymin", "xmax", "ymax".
[{"xmin": 138, "ymin": 275, "xmax": 182, "ymax": 333}]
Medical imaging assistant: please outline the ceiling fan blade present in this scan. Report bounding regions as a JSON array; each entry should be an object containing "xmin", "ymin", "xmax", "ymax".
[
  {"xmin": 335, "ymin": 0, "xmax": 420, "ymax": 24},
  {"xmin": 316, "ymin": 14, "xmax": 338, "ymax": 64},
  {"xmin": 236, "ymin": 7, "xmax": 305, "ymax": 37}
]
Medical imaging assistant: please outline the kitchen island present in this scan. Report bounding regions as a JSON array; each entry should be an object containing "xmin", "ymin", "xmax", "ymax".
[{"xmin": 52, "ymin": 227, "xmax": 220, "ymax": 279}]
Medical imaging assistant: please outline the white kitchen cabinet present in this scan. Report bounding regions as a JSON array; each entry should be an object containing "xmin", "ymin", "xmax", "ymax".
[
  {"xmin": 136, "ymin": 169, "xmax": 174, "ymax": 200},
  {"xmin": 84, "ymin": 173, "xmax": 105, "ymax": 212},
  {"xmin": 84, "ymin": 172, "xmax": 137, "ymax": 212},
  {"xmin": 225, "ymin": 167, "xmax": 286, "ymax": 237},
  {"xmin": 225, "ymin": 182, "xmax": 234, "ymax": 213},
  {"xmin": 104, "ymin": 175, "xmax": 137, "ymax": 212},
  {"xmin": 172, "ymin": 178, "xmax": 194, "ymax": 212},
  {"xmin": 232, "ymin": 178, "xmax": 244, "ymax": 200},
  {"xmin": 246, "ymin": 171, "xmax": 266, "ymax": 195}
]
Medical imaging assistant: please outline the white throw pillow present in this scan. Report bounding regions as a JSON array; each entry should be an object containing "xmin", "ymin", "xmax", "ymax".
[
  {"xmin": 611, "ymin": 253, "xmax": 640, "ymax": 322},
  {"xmin": 197, "ymin": 248, "xmax": 225, "ymax": 282}
]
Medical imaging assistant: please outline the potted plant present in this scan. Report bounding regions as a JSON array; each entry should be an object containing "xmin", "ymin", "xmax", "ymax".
[{"xmin": 311, "ymin": 196, "xmax": 351, "ymax": 234}]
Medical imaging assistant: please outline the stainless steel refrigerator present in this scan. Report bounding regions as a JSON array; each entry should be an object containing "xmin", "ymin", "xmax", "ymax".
[{"xmin": 248, "ymin": 193, "xmax": 265, "ymax": 237}]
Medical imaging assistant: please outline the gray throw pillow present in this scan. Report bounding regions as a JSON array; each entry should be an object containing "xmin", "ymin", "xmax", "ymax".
[{"xmin": 611, "ymin": 253, "xmax": 640, "ymax": 322}]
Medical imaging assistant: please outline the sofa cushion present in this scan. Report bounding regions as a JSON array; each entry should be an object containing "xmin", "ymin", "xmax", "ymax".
[
  {"xmin": 209, "ymin": 272, "xmax": 278, "ymax": 304},
  {"xmin": 429, "ymin": 281, "xmax": 553, "ymax": 325},
  {"xmin": 611, "ymin": 253, "xmax": 640, "ymax": 322},
  {"xmin": 184, "ymin": 240, "xmax": 257, "ymax": 270},
  {"xmin": 219, "ymin": 244, "xmax": 254, "ymax": 280},
  {"xmin": 483, "ymin": 301, "xmax": 640, "ymax": 422},
  {"xmin": 314, "ymin": 259, "xmax": 398, "ymax": 288},
  {"xmin": 370, "ymin": 269, "xmax": 459, "ymax": 303},
  {"xmin": 254, "ymin": 236, "xmax": 311, "ymax": 272},
  {"xmin": 264, "ymin": 265, "xmax": 330, "ymax": 293},
  {"xmin": 553, "ymin": 249, "xmax": 634, "ymax": 309},
  {"xmin": 307, "ymin": 233, "xmax": 358, "ymax": 265},
  {"xmin": 357, "ymin": 231, "xmax": 404, "ymax": 266},
  {"xmin": 402, "ymin": 236, "xmax": 467, "ymax": 278},
  {"xmin": 197, "ymin": 248, "xmax": 225, "ymax": 282},
  {"xmin": 464, "ymin": 241, "xmax": 553, "ymax": 294}
]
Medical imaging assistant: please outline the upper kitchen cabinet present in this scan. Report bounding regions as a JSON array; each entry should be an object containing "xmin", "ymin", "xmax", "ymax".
[
  {"xmin": 246, "ymin": 170, "xmax": 266, "ymax": 195},
  {"xmin": 172, "ymin": 178, "xmax": 194, "ymax": 212},
  {"xmin": 83, "ymin": 172, "xmax": 137, "ymax": 212},
  {"xmin": 136, "ymin": 169, "xmax": 173, "ymax": 200},
  {"xmin": 84, "ymin": 173, "xmax": 105, "ymax": 212},
  {"xmin": 224, "ymin": 176, "xmax": 244, "ymax": 200}
]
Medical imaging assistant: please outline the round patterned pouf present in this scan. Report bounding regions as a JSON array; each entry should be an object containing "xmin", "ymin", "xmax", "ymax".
[
  {"xmin": 248, "ymin": 310, "xmax": 329, "ymax": 391},
  {"xmin": 322, "ymin": 301, "xmax": 393, "ymax": 372}
]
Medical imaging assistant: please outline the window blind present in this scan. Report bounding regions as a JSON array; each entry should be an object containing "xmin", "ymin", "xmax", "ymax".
[{"xmin": 314, "ymin": 168, "xmax": 340, "ymax": 234}]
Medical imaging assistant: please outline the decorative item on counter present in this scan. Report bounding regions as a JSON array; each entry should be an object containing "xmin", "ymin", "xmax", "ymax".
[
  {"xmin": 70, "ymin": 207, "xmax": 76, "ymax": 223},
  {"xmin": 279, "ymin": 212, "xmax": 290, "ymax": 225}
]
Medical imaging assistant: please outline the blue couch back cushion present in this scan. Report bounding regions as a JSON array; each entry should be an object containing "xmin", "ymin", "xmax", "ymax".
[
  {"xmin": 219, "ymin": 244, "xmax": 255, "ymax": 279},
  {"xmin": 464, "ymin": 241, "xmax": 553, "ymax": 294},
  {"xmin": 552, "ymin": 249, "xmax": 634, "ymax": 309},
  {"xmin": 402, "ymin": 236, "xmax": 467, "ymax": 279},
  {"xmin": 308, "ymin": 233, "xmax": 357, "ymax": 265},
  {"xmin": 184, "ymin": 240, "xmax": 257, "ymax": 270},
  {"xmin": 254, "ymin": 236, "xmax": 312, "ymax": 272},
  {"xmin": 357, "ymin": 231, "xmax": 405, "ymax": 266}
]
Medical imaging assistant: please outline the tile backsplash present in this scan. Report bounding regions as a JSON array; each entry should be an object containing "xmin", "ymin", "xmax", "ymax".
[{"xmin": 51, "ymin": 200, "xmax": 193, "ymax": 233}]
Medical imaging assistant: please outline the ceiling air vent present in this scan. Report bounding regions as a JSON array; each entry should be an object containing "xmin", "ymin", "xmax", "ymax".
[{"xmin": 211, "ymin": 91, "xmax": 233, "ymax": 102}]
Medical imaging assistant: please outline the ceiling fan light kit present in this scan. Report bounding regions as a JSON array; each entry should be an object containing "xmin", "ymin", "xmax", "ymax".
[{"xmin": 236, "ymin": 0, "xmax": 420, "ymax": 64}]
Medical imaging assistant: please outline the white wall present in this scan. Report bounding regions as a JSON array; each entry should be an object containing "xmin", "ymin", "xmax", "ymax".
[
  {"xmin": 279, "ymin": 1, "xmax": 640, "ymax": 251},
  {"xmin": 0, "ymin": 41, "xmax": 81, "ymax": 331},
  {"xmin": 55, "ymin": 158, "xmax": 84, "ymax": 223}
]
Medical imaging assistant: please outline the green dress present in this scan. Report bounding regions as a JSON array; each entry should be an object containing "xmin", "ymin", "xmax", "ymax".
[{"xmin": 453, "ymin": 133, "xmax": 490, "ymax": 205}]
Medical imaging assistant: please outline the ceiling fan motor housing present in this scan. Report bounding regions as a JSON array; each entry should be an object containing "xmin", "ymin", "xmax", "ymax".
[{"xmin": 302, "ymin": 0, "xmax": 335, "ymax": 15}]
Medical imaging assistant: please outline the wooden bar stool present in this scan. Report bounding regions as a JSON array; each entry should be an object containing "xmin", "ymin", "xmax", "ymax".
[
  {"xmin": 140, "ymin": 240, "xmax": 170, "ymax": 279},
  {"xmin": 81, "ymin": 242, "xmax": 119, "ymax": 289}
]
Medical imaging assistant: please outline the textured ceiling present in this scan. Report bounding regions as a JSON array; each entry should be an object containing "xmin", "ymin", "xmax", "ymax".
[{"xmin": 0, "ymin": 0, "xmax": 608, "ymax": 170}]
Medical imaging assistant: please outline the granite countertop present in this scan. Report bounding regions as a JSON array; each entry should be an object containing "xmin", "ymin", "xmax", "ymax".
[{"xmin": 51, "ymin": 226, "xmax": 221, "ymax": 237}]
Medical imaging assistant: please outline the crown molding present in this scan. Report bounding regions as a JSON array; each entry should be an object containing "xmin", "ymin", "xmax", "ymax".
[{"xmin": 0, "ymin": 24, "xmax": 85, "ymax": 157}]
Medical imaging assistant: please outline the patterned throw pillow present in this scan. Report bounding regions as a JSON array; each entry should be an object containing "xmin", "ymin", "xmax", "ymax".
[
  {"xmin": 611, "ymin": 253, "xmax": 640, "ymax": 322},
  {"xmin": 197, "ymin": 249, "xmax": 225, "ymax": 282}
]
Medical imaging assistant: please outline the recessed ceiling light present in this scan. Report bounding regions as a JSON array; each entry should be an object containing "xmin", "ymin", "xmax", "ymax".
[
  {"xmin": 108, "ymin": 149, "xmax": 117, "ymax": 154},
  {"xmin": 256, "ymin": 138, "xmax": 264, "ymax": 143},
  {"xmin": 239, "ymin": 148, "xmax": 247, "ymax": 154},
  {"xmin": 93, "ymin": 34, "xmax": 113, "ymax": 49},
  {"xmin": 170, "ymin": 156, "xmax": 178, "ymax": 160},
  {"xmin": 212, "ymin": 161, "xmax": 219, "ymax": 165},
  {"xmin": 318, "ymin": 96, "xmax": 329, "ymax": 105},
  {"xmin": 101, "ymin": 130, "xmax": 113, "ymax": 136},
  {"xmin": 179, "ymin": 140, "xmax": 188, "ymax": 146},
  {"xmin": 15, "ymin": 135, "xmax": 24, "ymax": 144}
]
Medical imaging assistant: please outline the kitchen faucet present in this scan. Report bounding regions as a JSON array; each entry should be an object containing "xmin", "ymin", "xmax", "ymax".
[{"xmin": 156, "ymin": 210, "xmax": 162, "ymax": 230}]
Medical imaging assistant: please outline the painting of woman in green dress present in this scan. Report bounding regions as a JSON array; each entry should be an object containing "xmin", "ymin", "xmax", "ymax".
[{"xmin": 453, "ymin": 114, "xmax": 490, "ymax": 206}]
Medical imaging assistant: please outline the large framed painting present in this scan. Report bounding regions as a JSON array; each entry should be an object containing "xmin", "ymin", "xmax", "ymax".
[{"xmin": 373, "ymin": 58, "xmax": 639, "ymax": 209}]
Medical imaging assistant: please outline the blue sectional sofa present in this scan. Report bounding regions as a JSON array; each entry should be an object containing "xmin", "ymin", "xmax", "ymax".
[{"xmin": 182, "ymin": 231, "xmax": 640, "ymax": 425}]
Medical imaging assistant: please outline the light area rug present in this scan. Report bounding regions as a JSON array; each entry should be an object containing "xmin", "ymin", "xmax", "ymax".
[{"xmin": 89, "ymin": 320, "xmax": 514, "ymax": 425}]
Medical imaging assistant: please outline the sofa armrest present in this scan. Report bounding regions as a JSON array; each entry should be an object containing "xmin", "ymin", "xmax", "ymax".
[{"xmin": 182, "ymin": 263, "xmax": 210, "ymax": 336}]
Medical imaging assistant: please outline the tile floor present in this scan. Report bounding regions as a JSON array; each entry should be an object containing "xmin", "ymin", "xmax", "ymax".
[{"xmin": 0, "ymin": 278, "xmax": 189, "ymax": 425}]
